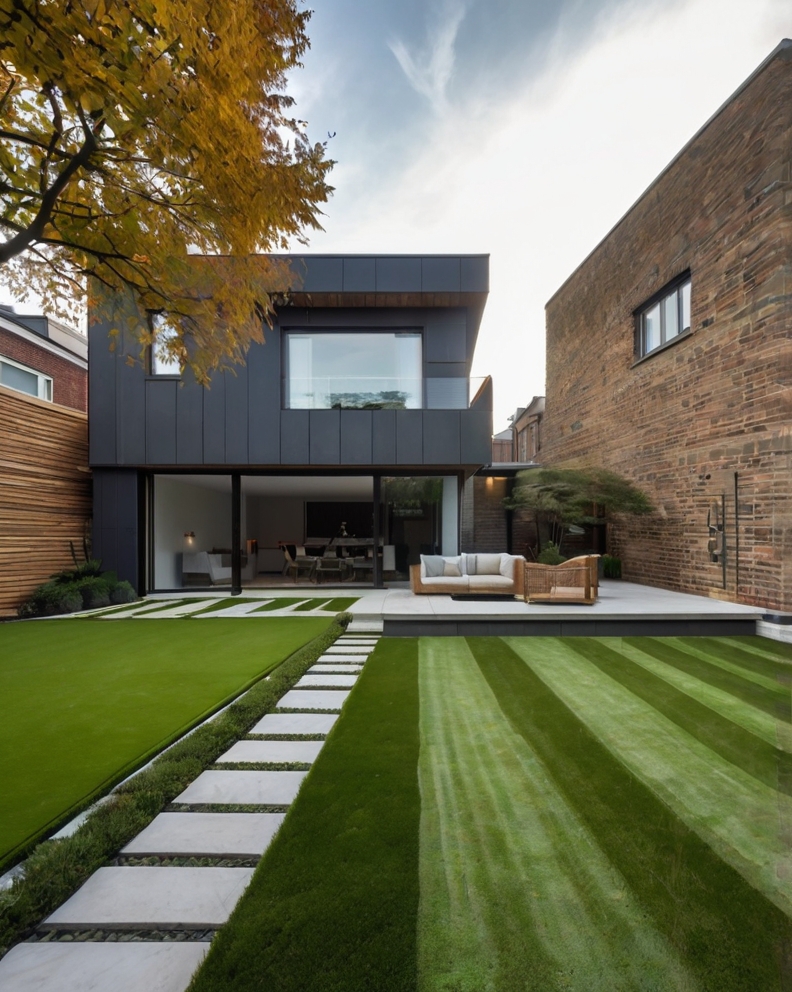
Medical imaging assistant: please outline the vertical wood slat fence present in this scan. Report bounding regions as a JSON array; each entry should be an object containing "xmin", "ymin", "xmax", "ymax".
[{"xmin": 0, "ymin": 385, "xmax": 91, "ymax": 616}]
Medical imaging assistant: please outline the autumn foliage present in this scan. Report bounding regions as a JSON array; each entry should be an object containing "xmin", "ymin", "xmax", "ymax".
[{"xmin": 0, "ymin": 0, "xmax": 333, "ymax": 377}]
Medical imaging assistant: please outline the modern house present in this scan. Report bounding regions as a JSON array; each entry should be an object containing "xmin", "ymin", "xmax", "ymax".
[
  {"xmin": 542, "ymin": 40, "xmax": 792, "ymax": 612},
  {"xmin": 88, "ymin": 254, "xmax": 492, "ymax": 593},
  {"xmin": 0, "ymin": 306, "xmax": 89, "ymax": 615}
]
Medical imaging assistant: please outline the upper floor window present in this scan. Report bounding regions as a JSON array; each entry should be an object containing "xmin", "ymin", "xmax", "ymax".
[
  {"xmin": 284, "ymin": 330, "xmax": 422, "ymax": 409},
  {"xmin": 149, "ymin": 318, "xmax": 182, "ymax": 376},
  {"xmin": 0, "ymin": 356, "xmax": 52, "ymax": 401},
  {"xmin": 636, "ymin": 274, "xmax": 691, "ymax": 359}
]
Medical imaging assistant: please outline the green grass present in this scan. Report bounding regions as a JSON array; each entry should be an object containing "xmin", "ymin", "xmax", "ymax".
[
  {"xmin": 0, "ymin": 618, "xmax": 348, "ymax": 955},
  {"xmin": 251, "ymin": 598, "xmax": 306, "ymax": 612},
  {"xmin": 0, "ymin": 617, "xmax": 332, "ymax": 870},
  {"xmin": 183, "ymin": 634, "xmax": 792, "ymax": 992},
  {"xmin": 190, "ymin": 638, "xmax": 420, "ymax": 992}
]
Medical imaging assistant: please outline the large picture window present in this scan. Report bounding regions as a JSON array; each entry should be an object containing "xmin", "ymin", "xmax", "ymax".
[
  {"xmin": 636, "ymin": 275, "xmax": 691, "ymax": 359},
  {"xmin": 284, "ymin": 330, "xmax": 422, "ymax": 409}
]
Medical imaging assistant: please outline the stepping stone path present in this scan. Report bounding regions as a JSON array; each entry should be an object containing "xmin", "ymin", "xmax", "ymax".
[{"xmin": 0, "ymin": 632, "xmax": 380, "ymax": 992}]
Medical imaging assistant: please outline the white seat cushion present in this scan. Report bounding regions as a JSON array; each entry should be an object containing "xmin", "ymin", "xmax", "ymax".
[
  {"xmin": 420, "ymin": 576, "xmax": 470, "ymax": 589},
  {"xmin": 468, "ymin": 574, "xmax": 513, "ymax": 589}
]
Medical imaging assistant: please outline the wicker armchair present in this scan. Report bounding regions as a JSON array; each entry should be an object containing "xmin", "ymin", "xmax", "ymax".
[{"xmin": 523, "ymin": 555, "xmax": 600, "ymax": 605}]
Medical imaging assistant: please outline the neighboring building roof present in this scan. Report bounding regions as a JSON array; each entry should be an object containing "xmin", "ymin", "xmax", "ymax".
[
  {"xmin": 0, "ymin": 306, "xmax": 87, "ymax": 366},
  {"xmin": 493, "ymin": 428, "xmax": 513, "ymax": 441},
  {"xmin": 547, "ymin": 38, "xmax": 792, "ymax": 305}
]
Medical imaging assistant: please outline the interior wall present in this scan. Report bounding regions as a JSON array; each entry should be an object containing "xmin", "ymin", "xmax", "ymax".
[
  {"xmin": 247, "ymin": 496, "xmax": 305, "ymax": 551},
  {"xmin": 153, "ymin": 476, "xmax": 231, "ymax": 589}
]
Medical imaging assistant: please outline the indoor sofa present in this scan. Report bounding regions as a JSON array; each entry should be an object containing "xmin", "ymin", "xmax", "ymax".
[{"xmin": 410, "ymin": 553, "xmax": 525, "ymax": 596}]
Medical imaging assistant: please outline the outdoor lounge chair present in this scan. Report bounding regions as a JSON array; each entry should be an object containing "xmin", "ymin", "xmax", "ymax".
[{"xmin": 523, "ymin": 555, "xmax": 600, "ymax": 605}]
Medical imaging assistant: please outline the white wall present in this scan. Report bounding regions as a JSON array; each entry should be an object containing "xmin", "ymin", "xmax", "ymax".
[{"xmin": 153, "ymin": 477, "xmax": 231, "ymax": 589}]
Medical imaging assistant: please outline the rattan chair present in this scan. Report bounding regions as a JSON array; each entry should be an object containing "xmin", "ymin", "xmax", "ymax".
[{"xmin": 523, "ymin": 554, "xmax": 599, "ymax": 605}]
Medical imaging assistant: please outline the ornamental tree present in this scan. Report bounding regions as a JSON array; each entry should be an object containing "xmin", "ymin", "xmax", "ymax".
[
  {"xmin": 0, "ymin": 0, "xmax": 333, "ymax": 379},
  {"xmin": 507, "ymin": 467, "xmax": 654, "ymax": 554}
]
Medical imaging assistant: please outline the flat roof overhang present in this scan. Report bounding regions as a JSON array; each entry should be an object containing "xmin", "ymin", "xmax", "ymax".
[{"xmin": 476, "ymin": 462, "xmax": 539, "ymax": 477}]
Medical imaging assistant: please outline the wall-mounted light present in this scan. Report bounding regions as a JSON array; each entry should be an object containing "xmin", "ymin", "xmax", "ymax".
[{"xmin": 184, "ymin": 531, "xmax": 195, "ymax": 542}]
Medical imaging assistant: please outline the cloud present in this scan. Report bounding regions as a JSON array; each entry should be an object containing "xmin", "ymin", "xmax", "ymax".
[
  {"xmin": 310, "ymin": 0, "xmax": 790, "ymax": 429},
  {"xmin": 389, "ymin": 1, "xmax": 468, "ymax": 115}
]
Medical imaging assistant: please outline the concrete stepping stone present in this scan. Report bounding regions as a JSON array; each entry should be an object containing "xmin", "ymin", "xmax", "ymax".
[
  {"xmin": 317, "ymin": 653, "xmax": 369, "ymax": 663},
  {"xmin": 295, "ymin": 673, "xmax": 358, "ymax": 688},
  {"xmin": 122, "ymin": 812, "xmax": 285, "ymax": 858},
  {"xmin": 99, "ymin": 601, "xmax": 180, "ymax": 619},
  {"xmin": 277, "ymin": 689, "xmax": 350, "ymax": 712},
  {"xmin": 0, "ymin": 941, "xmax": 209, "ymax": 992},
  {"xmin": 175, "ymin": 770, "xmax": 307, "ymax": 806},
  {"xmin": 44, "ymin": 867, "xmax": 253, "ymax": 929},
  {"xmin": 138, "ymin": 600, "xmax": 217, "ymax": 618},
  {"xmin": 217, "ymin": 740, "xmax": 323, "ymax": 764},
  {"xmin": 250, "ymin": 712, "xmax": 338, "ymax": 735},
  {"xmin": 308, "ymin": 663, "xmax": 363, "ymax": 672},
  {"xmin": 325, "ymin": 645, "xmax": 371, "ymax": 652},
  {"xmin": 193, "ymin": 601, "xmax": 270, "ymax": 618}
]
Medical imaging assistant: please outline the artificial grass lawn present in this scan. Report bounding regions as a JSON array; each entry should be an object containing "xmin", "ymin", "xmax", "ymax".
[{"xmin": 0, "ymin": 617, "xmax": 331, "ymax": 871}]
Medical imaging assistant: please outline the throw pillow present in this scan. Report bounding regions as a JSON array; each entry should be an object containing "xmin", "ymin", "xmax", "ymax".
[
  {"xmin": 443, "ymin": 556, "xmax": 463, "ymax": 577},
  {"xmin": 464, "ymin": 553, "xmax": 478, "ymax": 575},
  {"xmin": 421, "ymin": 555, "xmax": 446, "ymax": 578},
  {"xmin": 477, "ymin": 553, "xmax": 503, "ymax": 575},
  {"xmin": 499, "ymin": 553, "xmax": 515, "ymax": 578}
]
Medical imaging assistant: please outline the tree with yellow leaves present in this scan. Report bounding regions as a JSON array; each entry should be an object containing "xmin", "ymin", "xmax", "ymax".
[{"xmin": 0, "ymin": 0, "xmax": 333, "ymax": 379}]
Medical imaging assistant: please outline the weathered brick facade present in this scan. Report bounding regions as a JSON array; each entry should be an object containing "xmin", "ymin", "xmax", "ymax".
[
  {"xmin": 0, "ymin": 326, "xmax": 87, "ymax": 412},
  {"xmin": 542, "ymin": 43, "xmax": 792, "ymax": 612}
]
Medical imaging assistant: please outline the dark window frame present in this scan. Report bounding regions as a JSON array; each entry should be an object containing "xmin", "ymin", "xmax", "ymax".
[
  {"xmin": 633, "ymin": 270, "xmax": 692, "ymax": 361},
  {"xmin": 281, "ymin": 325, "xmax": 424, "ymax": 410}
]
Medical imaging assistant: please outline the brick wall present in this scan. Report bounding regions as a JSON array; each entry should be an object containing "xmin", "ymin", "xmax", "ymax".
[
  {"xmin": 542, "ymin": 48, "xmax": 792, "ymax": 611},
  {"xmin": 0, "ymin": 327, "xmax": 87, "ymax": 411}
]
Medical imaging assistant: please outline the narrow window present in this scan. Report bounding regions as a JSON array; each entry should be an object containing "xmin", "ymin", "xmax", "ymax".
[{"xmin": 149, "ymin": 318, "xmax": 182, "ymax": 376}]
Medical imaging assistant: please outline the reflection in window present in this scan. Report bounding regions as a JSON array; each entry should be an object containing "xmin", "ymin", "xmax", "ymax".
[
  {"xmin": 637, "ymin": 276, "xmax": 691, "ymax": 358},
  {"xmin": 150, "ymin": 319, "xmax": 182, "ymax": 376},
  {"xmin": 284, "ymin": 331, "xmax": 422, "ymax": 409}
]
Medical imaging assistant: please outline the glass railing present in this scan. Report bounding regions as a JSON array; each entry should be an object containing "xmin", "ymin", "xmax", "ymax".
[{"xmin": 283, "ymin": 376, "xmax": 488, "ymax": 410}]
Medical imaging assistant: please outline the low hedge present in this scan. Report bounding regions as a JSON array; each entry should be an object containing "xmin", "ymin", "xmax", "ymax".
[
  {"xmin": 18, "ymin": 565, "xmax": 137, "ymax": 618},
  {"xmin": 0, "ymin": 614, "xmax": 350, "ymax": 957}
]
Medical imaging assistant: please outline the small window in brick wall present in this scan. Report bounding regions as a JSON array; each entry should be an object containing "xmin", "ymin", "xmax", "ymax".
[
  {"xmin": 636, "ymin": 273, "xmax": 691, "ymax": 359},
  {"xmin": 0, "ymin": 356, "xmax": 52, "ymax": 400}
]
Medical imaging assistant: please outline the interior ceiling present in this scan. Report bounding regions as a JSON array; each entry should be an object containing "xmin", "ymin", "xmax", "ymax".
[{"xmin": 165, "ymin": 474, "xmax": 374, "ymax": 499}]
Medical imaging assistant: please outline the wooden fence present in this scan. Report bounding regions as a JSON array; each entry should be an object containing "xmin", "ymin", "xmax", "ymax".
[{"xmin": 0, "ymin": 384, "xmax": 91, "ymax": 616}]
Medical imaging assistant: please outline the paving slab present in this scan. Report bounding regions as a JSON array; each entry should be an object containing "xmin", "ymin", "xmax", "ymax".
[
  {"xmin": 122, "ymin": 812, "xmax": 285, "ymax": 858},
  {"xmin": 295, "ymin": 673, "xmax": 358, "ymax": 688},
  {"xmin": 217, "ymin": 740, "xmax": 323, "ymax": 764},
  {"xmin": 133, "ymin": 601, "xmax": 214, "ymax": 619},
  {"xmin": 250, "ymin": 712, "xmax": 338, "ymax": 735},
  {"xmin": 325, "ymin": 645, "xmax": 371, "ymax": 653},
  {"xmin": 193, "ymin": 601, "xmax": 270, "ymax": 618},
  {"xmin": 277, "ymin": 689, "xmax": 350, "ymax": 711},
  {"xmin": 44, "ymin": 867, "xmax": 253, "ymax": 928},
  {"xmin": 175, "ymin": 770, "xmax": 307, "ymax": 805},
  {"xmin": 308, "ymin": 663, "xmax": 363, "ymax": 672},
  {"xmin": 317, "ymin": 653, "xmax": 369, "ymax": 663},
  {"xmin": 0, "ymin": 941, "xmax": 209, "ymax": 992}
]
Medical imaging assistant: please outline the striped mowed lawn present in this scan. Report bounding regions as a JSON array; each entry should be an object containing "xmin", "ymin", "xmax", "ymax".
[{"xmin": 191, "ymin": 635, "xmax": 792, "ymax": 992}]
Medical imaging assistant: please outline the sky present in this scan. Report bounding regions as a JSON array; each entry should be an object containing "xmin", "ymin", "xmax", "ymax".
[
  {"xmin": 286, "ymin": 0, "xmax": 791, "ymax": 429},
  {"xmin": 2, "ymin": 0, "xmax": 790, "ymax": 430}
]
